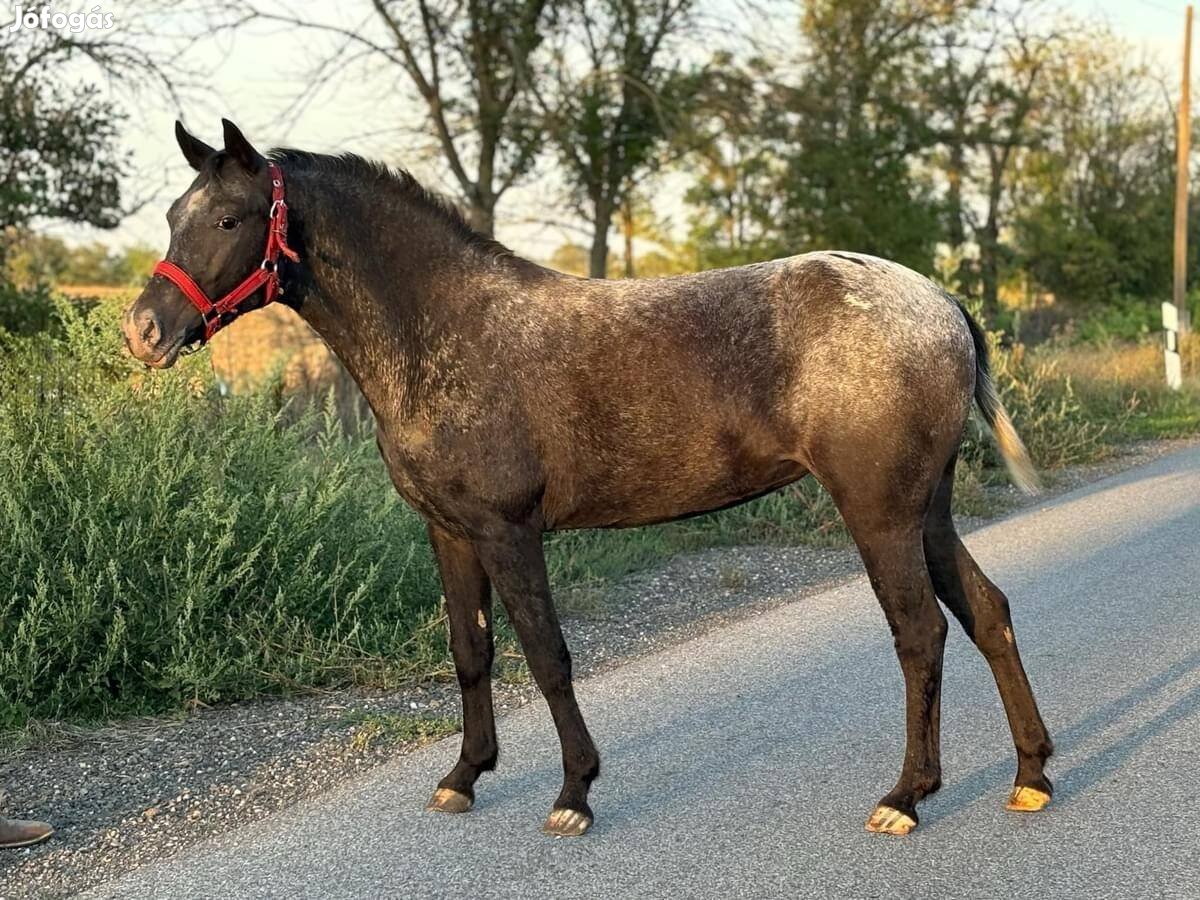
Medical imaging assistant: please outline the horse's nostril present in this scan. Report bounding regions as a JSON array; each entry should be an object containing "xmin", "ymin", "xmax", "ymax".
[{"xmin": 137, "ymin": 308, "xmax": 162, "ymax": 346}]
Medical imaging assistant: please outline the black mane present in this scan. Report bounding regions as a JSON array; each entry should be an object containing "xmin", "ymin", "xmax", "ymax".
[{"xmin": 267, "ymin": 148, "xmax": 515, "ymax": 262}]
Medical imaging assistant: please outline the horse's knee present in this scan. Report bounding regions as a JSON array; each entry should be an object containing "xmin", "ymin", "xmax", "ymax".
[{"xmin": 892, "ymin": 606, "xmax": 948, "ymax": 660}]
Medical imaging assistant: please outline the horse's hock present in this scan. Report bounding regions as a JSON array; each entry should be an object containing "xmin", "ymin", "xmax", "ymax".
[{"xmin": 209, "ymin": 304, "xmax": 369, "ymax": 429}]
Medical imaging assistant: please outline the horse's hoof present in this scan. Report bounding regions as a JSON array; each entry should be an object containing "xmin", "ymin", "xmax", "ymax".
[
  {"xmin": 542, "ymin": 807, "xmax": 592, "ymax": 837},
  {"xmin": 1006, "ymin": 785, "xmax": 1051, "ymax": 812},
  {"xmin": 865, "ymin": 804, "xmax": 917, "ymax": 836},
  {"xmin": 426, "ymin": 787, "xmax": 473, "ymax": 814}
]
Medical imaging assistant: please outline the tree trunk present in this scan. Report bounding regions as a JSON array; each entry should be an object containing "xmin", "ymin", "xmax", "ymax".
[
  {"xmin": 467, "ymin": 199, "xmax": 495, "ymax": 239},
  {"xmin": 946, "ymin": 139, "xmax": 966, "ymax": 248},
  {"xmin": 621, "ymin": 195, "xmax": 635, "ymax": 278},
  {"xmin": 980, "ymin": 151, "xmax": 1005, "ymax": 313},
  {"xmin": 589, "ymin": 195, "xmax": 613, "ymax": 278},
  {"xmin": 980, "ymin": 225, "xmax": 999, "ymax": 312},
  {"xmin": 589, "ymin": 229, "xmax": 610, "ymax": 279}
]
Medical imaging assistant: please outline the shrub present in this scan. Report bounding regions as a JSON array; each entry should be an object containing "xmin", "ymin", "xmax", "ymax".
[
  {"xmin": 0, "ymin": 280, "xmax": 59, "ymax": 336},
  {"xmin": 1073, "ymin": 295, "xmax": 1161, "ymax": 346},
  {"xmin": 0, "ymin": 300, "xmax": 443, "ymax": 729}
]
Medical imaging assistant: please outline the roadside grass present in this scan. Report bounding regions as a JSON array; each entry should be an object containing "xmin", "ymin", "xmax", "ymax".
[
  {"xmin": 1044, "ymin": 338, "xmax": 1200, "ymax": 441},
  {"xmin": 2, "ymin": 295, "xmax": 1197, "ymax": 736},
  {"xmin": 1, "ymin": 300, "xmax": 448, "ymax": 732},
  {"xmin": 341, "ymin": 711, "xmax": 460, "ymax": 751}
]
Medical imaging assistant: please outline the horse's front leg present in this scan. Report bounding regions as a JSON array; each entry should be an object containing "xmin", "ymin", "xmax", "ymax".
[
  {"xmin": 425, "ymin": 524, "xmax": 498, "ymax": 814},
  {"xmin": 474, "ymin": 524, "xmax": 600, "ymax": 836}
]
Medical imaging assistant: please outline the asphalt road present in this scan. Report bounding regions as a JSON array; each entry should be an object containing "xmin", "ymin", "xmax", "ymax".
[{"xmin": 87, "ymin": 445, "xmax": 1200, "ymax": 900}]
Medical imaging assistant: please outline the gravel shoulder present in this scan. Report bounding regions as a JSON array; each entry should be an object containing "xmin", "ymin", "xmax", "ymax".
[{"xmin": 2, "ymin": 437, "xmax": 1195, "ymax": 899}]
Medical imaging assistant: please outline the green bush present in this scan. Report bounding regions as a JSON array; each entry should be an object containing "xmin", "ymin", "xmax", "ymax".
[
  {"xmin": 1074, "ymin": 295, "xmax": 1160, "ymax": 346},
  {"xmin": 0, "ymin": 280, "xmax": 58, "ymax": 336},
  {"xmin": 0, "ymin": 301, "xmax": 444, "ymax": 729}
]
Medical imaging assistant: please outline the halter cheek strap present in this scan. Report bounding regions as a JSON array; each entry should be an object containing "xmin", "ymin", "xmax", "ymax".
[{"xmin": 152, "ymin": 162, "xmax": 300, "ymax": 342}]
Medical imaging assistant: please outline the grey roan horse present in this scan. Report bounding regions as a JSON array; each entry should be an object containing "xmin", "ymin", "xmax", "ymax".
[{"xmin": 123, "ymin": 120, "xmax": 1053, "ymax": 838}]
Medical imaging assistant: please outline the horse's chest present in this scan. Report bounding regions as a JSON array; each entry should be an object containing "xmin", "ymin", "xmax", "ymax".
[
  {"xmin": 373, "ymin": 419, "xmax": 539, "ymax": 530},
  {"xmin": 374, "ymin": 427, "xmax": 455, "ymax": 520}
]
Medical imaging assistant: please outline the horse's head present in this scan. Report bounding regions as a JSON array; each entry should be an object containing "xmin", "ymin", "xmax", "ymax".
[{"xmin": 122, "ymin": 119, "xmax": 277, "ymax": 368}]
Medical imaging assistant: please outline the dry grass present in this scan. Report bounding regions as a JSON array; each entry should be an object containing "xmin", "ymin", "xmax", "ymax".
[
  {"xmin": 1031, "ymin": 335, "xmax": 1200, "ymax": 441},
  {"xmin": 1045, "ymin": 336, "xmax": 1198, "ymax": 386},
  {"xmin": 210, "ymin": 305, "xmax": 370, "ymax": 429},
  {"xmin": 57, "ymin": 285, "xmax": 135, "ymax": 301}
]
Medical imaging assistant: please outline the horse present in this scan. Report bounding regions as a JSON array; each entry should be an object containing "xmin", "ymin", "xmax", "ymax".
[{"xmin": 122, "ymin": 119, "xmax": 1053, "ymax": 838}]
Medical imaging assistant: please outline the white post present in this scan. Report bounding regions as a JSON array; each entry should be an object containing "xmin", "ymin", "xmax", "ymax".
[
  {"xmin": 1164, "ymin": 302, "xmax": 1184, "ymax": 390},
  {"xmin": 1167, "ymin": 5, "xmax": 1192, "ymax": 388}
]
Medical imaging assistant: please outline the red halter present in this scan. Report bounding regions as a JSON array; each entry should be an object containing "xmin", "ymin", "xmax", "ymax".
[{"xmin": 152, "ymin": 162, "xmax": 301, "ymax": 342}]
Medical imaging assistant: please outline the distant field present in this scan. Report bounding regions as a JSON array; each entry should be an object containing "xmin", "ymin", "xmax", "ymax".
[{"xmin": 57, "ymin": 284, "xmax": 136, "ymax": 301}]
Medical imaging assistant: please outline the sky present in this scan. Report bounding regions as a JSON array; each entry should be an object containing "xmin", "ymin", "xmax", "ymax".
[{"xmin": 17, "ymin": 0, "xmax": 1196, "ymax": 261}]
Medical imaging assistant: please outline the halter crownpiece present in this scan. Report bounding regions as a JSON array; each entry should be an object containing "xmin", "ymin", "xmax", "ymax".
[{"xmin": 152, "ymin": 161, "xmax": 301, "ymax": 343}]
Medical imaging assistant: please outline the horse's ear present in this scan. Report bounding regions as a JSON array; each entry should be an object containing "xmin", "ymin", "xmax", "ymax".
[
  {"xmin": 221, "ymin": 118, "xmax": 264, "ymax": 175},
  {"xmin": 175, "ymin": 120, "xmax": 215, "ymax": 172}
]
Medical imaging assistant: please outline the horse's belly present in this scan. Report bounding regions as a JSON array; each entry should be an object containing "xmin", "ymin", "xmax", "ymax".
[{"xmin": 545, "ymin": 452, "xmax": 807, "ymax": 530}]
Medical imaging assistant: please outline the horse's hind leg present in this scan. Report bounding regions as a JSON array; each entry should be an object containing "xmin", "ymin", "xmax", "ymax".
[
  {"xmin": 824, "ymin": 466, "xmax": 949, "ymax": 836},
  {"xmin": 923, "ymin": 455, "xmax": 1054, "ymax": 811}
]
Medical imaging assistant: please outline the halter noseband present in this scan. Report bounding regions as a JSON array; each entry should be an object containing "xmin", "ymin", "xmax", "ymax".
[{"xmin": 152, "ymin": 161, "xmax": 300, "ymax": 343}]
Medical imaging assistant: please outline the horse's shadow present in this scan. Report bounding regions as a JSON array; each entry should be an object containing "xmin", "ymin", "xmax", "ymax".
[
  {"xmin": 469, "ymin": 637, "xmax": 1200, "ymax": 838},
  {"xmin": 932, "ymin": 646, "xmax": 1200, "ymax": 825}
]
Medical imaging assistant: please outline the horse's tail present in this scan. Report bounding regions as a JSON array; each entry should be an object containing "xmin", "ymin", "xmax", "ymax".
[{"xmin": 952, "ymin": 297, "xmax": 1040, "ymax": 495}]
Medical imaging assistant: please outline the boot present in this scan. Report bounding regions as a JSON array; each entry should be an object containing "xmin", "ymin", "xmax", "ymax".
[{"xmin": 0, "ymin": 818, "xmax": 53, "ymax": 849}]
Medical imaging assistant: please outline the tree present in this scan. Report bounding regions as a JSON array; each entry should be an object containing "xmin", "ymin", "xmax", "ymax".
[
  {"xmin": 0, "ymin": 37, "xmax": 128, "ymax": 263},
  {"xmin": 679, "ymin": 53, "xmax": 787, "ymax": 269},
  {"xmin": 773, "ymin": 0, "xmax": 955, "ymax": 270},
  {"xmin": 0, "ymin": 10, "xmax": 180, "ymax": 286},
  {"xmin": 922, "ymin": 1, "xmax": 1002, "ymax": 271},
  {"xmin": 927, "ymin": 3, "xmax": 1059, "ymax": 309},
  {"xmin": 1009, "ymin": 30, "xmax": 1180, "ymax": 304},
  {"xmin": 535, "ymin": 0, "xmax": 699, "ymax": 276},
  {"xmin": 219, "ymin": 1, "xmax": 556, "ymax": 236}
]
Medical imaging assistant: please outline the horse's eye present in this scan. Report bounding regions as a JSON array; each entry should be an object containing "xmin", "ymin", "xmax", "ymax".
[{"xmin": 217, "ymin": 216, "xmax": 240, "ymax": 231}]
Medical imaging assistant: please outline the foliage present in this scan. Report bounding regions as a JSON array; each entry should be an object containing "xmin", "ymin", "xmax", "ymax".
[
  {"xmin": 0, "ymin": 279, "xmax": 59, "ymax": 336},
  {"xmin": 538, "ymin": 0, "xmax": 700, "ymax": 276},
  {"xmin": 771, "ymin": 0, "xmax": 947, "ymax": 271},
  {"xmin": 0, "ymin": 37, "xmax": 127, "ymax": 238},
  {"xmin": 1072, "ymin": 296, "xmax": 1163, "ymax": 346},
  {"xmin": 0, "ymin": 300, "xmax": 444, "ymax": 728},
  {"xmin": 680, "ymin": 53, "xmax": 788, "ymax": 269},
  {"xmin": 1009, "ymin": 32, "xmax": 1180, "ymax": 305},
  {"xmin": 957, "ymin": 299, "xmax": 1112, "ymax": 474},
  {"xmin": 1042, "ymin": 336, "xmax": 1200, "ymax": 441},
  {"xmin": 665, "ymin": 4, "xmax": 1181, "ymax": 324}
]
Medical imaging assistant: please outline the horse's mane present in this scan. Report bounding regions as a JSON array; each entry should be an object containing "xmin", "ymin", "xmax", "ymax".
[{"xmin": 266, "ymin": 148, "xmax": 516, "ymax": 263}]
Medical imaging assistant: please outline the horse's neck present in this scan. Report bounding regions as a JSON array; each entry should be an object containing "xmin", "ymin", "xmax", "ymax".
[{"xmin": 283, "ymin": 174, "xmax": 500, "ymax": 422}]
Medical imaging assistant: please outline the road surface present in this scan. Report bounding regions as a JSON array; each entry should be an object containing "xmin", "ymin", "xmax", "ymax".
[{"xmin": 87, "ymin": 445, "xmax": 1200, "ymax": 899}]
